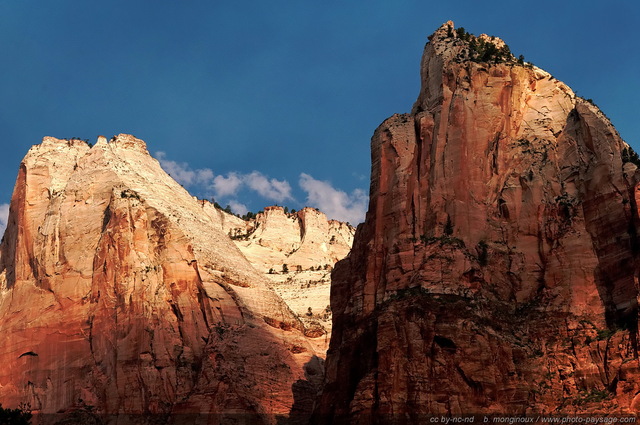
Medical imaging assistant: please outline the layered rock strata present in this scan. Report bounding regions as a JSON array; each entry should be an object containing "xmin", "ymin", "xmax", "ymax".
[
  {"xmin": 0, "ymin": 135, "xmax": 322, "ymax": 423},
  {"xmin": 316, "ymin": 22, "xmax": 640, "ymax": 422}
]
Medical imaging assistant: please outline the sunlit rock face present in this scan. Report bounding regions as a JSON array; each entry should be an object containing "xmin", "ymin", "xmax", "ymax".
[
  {"xmin": 213, "ymin": 204, "xmax": 354, "ymax": 275},
  {"xmin": 315, "ymin": 22, "xmax": 640, "ymax": 422},
  {"xmin": 0, "ymin": 135, "xmax": 323, "ymax": 424},
  {"xmin": 204, "ymin": 204, "xmax": 355, "ymax": 351}
]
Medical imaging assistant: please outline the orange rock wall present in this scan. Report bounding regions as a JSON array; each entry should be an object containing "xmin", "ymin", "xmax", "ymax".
[{"xmin": 316, "ymin": 22, "xmax": 640, "ymax": 422}]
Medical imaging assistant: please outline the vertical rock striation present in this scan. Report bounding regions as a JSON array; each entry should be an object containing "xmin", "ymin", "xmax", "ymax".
[
  {"xmin": 316, "ymin": 22, "xmax": 640, "ymax": 422},
  {"xmin": 0, "ymin": 135, "xmax": 321, "ymax": 423}
]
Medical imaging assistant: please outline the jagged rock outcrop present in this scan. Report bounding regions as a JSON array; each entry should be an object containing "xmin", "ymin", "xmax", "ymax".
[
  {"xmin": 203, "ymin": 203, "xmax": 355, "ymax": 351},
  {"xmin": 220, "ymin": 205, "xmax": 354, "ymax": 274},
  {"xmin": 316, "ymin": 22, "xmax": 640, "ymax": 422},
  {"xmin": 0, "ymin": 135, "xmax": 322, "ymax": 423}
]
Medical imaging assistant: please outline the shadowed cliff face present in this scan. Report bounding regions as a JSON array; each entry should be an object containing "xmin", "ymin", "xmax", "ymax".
[
  {"xmin": 316, "ymin": 22, "xmax": 640, "ymax": 422},
  {"xmin": 0, "ymin": 135, "xmax": 322, "ymax": 423}
]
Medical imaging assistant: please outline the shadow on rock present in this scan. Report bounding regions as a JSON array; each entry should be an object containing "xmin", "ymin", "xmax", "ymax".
[{"xmin": 277, "ymin": 355, "xmax": 324, "ymax": 425}]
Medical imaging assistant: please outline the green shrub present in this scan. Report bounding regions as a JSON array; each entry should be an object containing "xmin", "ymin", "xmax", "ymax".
[
  {"xmin": 573, "ymin": 388, "xmax": 610, "ymax": 405},
  {"xmin": 120, "ymin": 189, "xmax": 141, "ymax": 200},
  {"xmin": 456, "ymin": 27, "xmax": 471, "ymax": 41},
  {"xmin": 450, "ymin": 26, "xmax": 531, "ymax": 66},
  {"xmin": 622, "ymin": 147, "xmax": 640, "ymax": 167},
  {"xmin": 420, "ymin": 234, "xmax": 465, "ymax": 248},
  {"xmin": 444, "ymin": 216, "xmax": 454, "ymax": 235},
  {"xmin": 596, "ymin": 328, "xmax": 615, "ymax": 341},
  {"xmin": 477, "ymin": 240, "xmax": 489, "ymax": 266}
]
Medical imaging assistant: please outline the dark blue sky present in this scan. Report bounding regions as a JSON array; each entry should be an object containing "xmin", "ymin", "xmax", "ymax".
[{"xmin": 1, "ymin": 1, "xmax": 638, "ymax": 229}]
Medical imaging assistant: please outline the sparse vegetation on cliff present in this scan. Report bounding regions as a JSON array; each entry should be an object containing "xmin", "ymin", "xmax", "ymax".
[
  {"xmin": 622, "ymin": 146, "xmax": 640, "ymax": 167},
  {"xmin": 477, "ymin": 240, "xmax": 489, "ymax": 266},
  {"xmin": 596, "ymin": 328, "xmax": 616, "ymax": 341},
  {"xmin": 572, "ymin": 388, "xmax": 611, "ymax": 405},
  {"xmin": 212, "ymin": 202, "xmax": 298, "ymax": 221},
  {"xmin": 120, "ymin": 189, "xmax": 141, "ymax": 200},
  {"xmin": 0, "ymin": 403, "xmax": 31, "ymax": 425},
  {"xmin": 449, "ymin": 25, "xmax": 531, "ymax": 67},
  {"xmin": 387, "ymin": 286, "xmax": 432, "ymax": 302},
  {"xmin": 419, "ymin": 234, "xmax": 465, "ymax": 248},
  {"xmin": 68, "ymin": 137, "xmax": 93, "ymax": 147},
  {"xmin": 444, "ymin": 216, "xmax": 454, "ymax": 235}
]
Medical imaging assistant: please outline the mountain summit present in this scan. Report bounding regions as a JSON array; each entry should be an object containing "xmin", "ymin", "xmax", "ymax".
[
  {"xmin": 0, "ymin": 135, "xmax": 323, "ymax": 422},
  {"xmin": 315, "ymin": 21, "xmax": 640, "ymax": 421}
]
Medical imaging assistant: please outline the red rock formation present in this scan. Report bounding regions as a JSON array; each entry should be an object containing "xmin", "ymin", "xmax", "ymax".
[
  {"xmin": 316, "ymin": 22, "xmax": 640, "ymax": 422},
  {"xmin": 0, "ymin": 135, "xmax": 322, "ymax": 423}
]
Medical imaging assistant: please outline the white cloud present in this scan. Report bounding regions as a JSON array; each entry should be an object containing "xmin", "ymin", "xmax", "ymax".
[
  {"xmin": 299, "ymin": 173, "xmax": 368, "ymax": 224},
  {"xmin": 245, "ymin": 171, "xmax": 293, "ymax": 202},
  {"xmin": 228, "ymin": 200, "xmax": 248, "ymax": 216},
  {"xmin": 0, "ymin": 203, "xmax": 9, "ymax": 237},
  {"xmin": 155, "ymin": 151, "xmax": 214, "ymax": 187},
  {"xmin": 213, "ymin": 172, "xmax": 243, "ymax": 198},
  {"xmin": 351, "ymin": 171, "xmax": 368, "ymax": 181},
  {"xmin": 155, "ymin": 152, "xmax": 293, "ymax": 203},
  {"xmin": 195, "ymin": 168, "xmax": 214, "ymax": 184},
  {"xmin": 213, "ymin": 171, "xmax": 293, "ymax": 202},
  {"xmin": 156, "ymin": 152, "xmax": 294, "ymax": 210}
]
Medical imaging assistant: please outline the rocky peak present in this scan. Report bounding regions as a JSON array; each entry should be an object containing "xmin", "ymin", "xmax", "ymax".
[
  {"xmin": 35, "ymin": 134, "xmax": 149, "ymax": 153},
  {"xmin": 427, "ymin": 21, "xmax": 510, "ymax": 62},
  {"xmin": 414, "ymin": 21, "xmax": 549, "ymax": 114},
  {"xmin": 40, "ymin": 136, "xmax": 91, "ymax": 149},
  {"xmin": 109, "ymin": 133, "xmax": 150, "ymax": 154},
  {"xmin": 316, "ymin": 23, "xmax": 640, "ymax": 421},
  {"xmin": 427, "ymin": 20, "xmax": 453, "ymax": 42},
  {"xmin": 0, "ymin": 135, "xmax": 323, "ymax": 421}
]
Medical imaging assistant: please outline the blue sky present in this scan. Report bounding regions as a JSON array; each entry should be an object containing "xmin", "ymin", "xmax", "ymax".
[{"xmin": 1, "ymin": 1, "xmax": 638, "ymax": 233}]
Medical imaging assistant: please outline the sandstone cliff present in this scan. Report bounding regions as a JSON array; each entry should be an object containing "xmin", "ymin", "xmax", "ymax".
[
  {"xmin": 204, "ymin": 203, "xmax": 355, "ymax": 352},
  {"xmin": 0, "ymin": 135, "xmax": 322, "ymax": 423},
  {"xmin": 316, "ymin": 22, "xmax": 640, "ymax": 422},
  {"xmin": 215, "ymin": 205, "xmax": 353, "ymax": 274}
]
